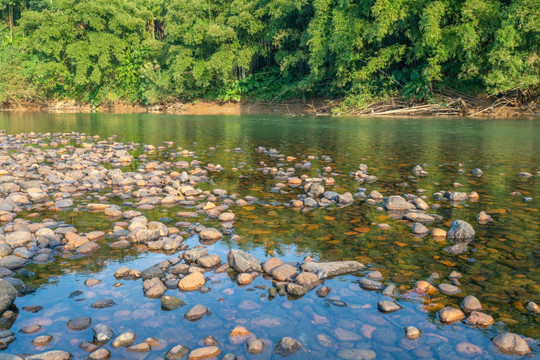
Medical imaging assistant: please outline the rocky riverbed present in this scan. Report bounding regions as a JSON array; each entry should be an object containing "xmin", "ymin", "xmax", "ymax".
[{"xmin": 0, "ymin": 123, "xmax": 538, "ymax": 359}]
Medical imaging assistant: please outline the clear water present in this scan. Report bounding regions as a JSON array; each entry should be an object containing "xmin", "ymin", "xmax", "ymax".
[{"xmin": 0, "ymin": 112, "xmax": 538, "ymax": 359}]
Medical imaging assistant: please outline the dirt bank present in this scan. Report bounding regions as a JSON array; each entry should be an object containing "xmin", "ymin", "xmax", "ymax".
[{"xmin": 1, "ymin": 96, "xmax": 538, "ymax": 118}]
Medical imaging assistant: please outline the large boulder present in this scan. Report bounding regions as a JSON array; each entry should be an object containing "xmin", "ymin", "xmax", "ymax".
[
  {"xmin": 227, "ymin": 249, "xmax": 262, "ymax": 273},
  {"xmin": 301, "ymin": 261, "xmax": 364, "ymax": 279},
  {"xmin": 447, "ymin": 220, "xmax": 475, "ymax": 243},
  {"xmin": 0, "ymin": 279, "xmax": 17, "ymax": 313}
]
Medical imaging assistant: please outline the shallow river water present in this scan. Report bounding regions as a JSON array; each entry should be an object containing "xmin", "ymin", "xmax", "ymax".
[{"xmin": 0, "ymin": 113, "xmax": 538, "ymax": 359}]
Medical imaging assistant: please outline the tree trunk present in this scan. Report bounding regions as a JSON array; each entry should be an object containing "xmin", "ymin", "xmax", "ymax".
[{"xmin": 9, "ymin": 4, "xmax": 13, "ymax": 41}]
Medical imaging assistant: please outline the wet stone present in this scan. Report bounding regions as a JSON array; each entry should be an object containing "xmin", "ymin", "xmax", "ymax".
[
  {"xmin": 196, "ymin": 254, "xmax": 221, "ymax": 268},
  {"xmin": 184, "ymin": 304, "xmax": 208, "ymax": 321},
  {"xmin": 461, "ymin": 295, "xmax": 482, "ymax": 312},
  {"xmin": 0, "ymin": 279, "xmax": 17, "ymax": 314},
  {"xmin": 262, "ymin": 257, "xmax": 283, "ymax": 274},
  {"xmin": 301, "ymin": 260, "xmax": 364, "ymax": 278},
  {"xmin": 93, "ymin": 324, "xmax": 114, "ymax": 343},
  {"xmin": 438, "ymin": 283, "xmax": 461, "ymax": 295},
  {"xmin": 274, "ymin": 337, "xmax": 301, "ymax": 357},
  {"xmin": 316, "ymin": 286, "xmax": 331, "ymax": 297},
  {"xmin": 161, "ymin": 295, "xmax": 186, "ymax": 310},
  {"xmin": 405, "ymin": 326, "xmax": 421, "ymax": 340},
  {"xmin": 236, "ymin": 273, "xmax": 253, "ymax": 285},
  {"xmin": 295, "ymin": 272, "xmax": 320, "ymax": 289},
  {"xmin": 67, "ymin": 317, "xmax": 92, "ymax": 330},
  {"xmin": 32, "ymin": 335, "xmax": 53, "ymax": 346},
  {"xmin": 246, "ymin": 338, "xmax": 265, "ymax": 354},
  {"xmin": 377, "ymin": 300, "xmax": 402, "ymax": 313},
  {"xmin": 466, "ymin": 311, "xmax": 494, "ymax": 327},
  {"xmin": 188, "ymin": 346, "xmax": 221, "ymax": 360},
  {"xmin": 286, "ymin": 283, "xmax": 308, "ymax": 297},
  {"xmin": 20, "ymin": 324, "xmax": 41, "ymax": 334},
  {"xmin": 87, "ymin": 348, "xmax": 111, "ymax": 360},
  {"xmin": 271, "ymin": 264, "xmax": 298, "ymax": 281},
  {"xmin": 165, "ymin": 344, "xmax": 190, "ymax": 360},
  {"xmin": 91, "ymin": 298, "xmax": 116, "ymax": 309},
  {"xmin": 178, "ymin": 271, "xmax": 205, "ymax": 291},
  {"xmin": 227, "ymin": 249, "xmax": 262, "ymax": 273},
  {"xmin": 25, "ymin": 350, "xmax": 71, "ymax": 360},
  {"xmin": 439, "ymin": 307, "xmax": 465, "ymax": 323},
  {"xmin": 446, "ymin": 220, "xmax": 475, "ymax": 242},
  {"xmin": 112, "ymin": 331, "xmax": 136, "ymax": 348},
  {"xmin": 358, "ymin": 277, "xmax": 383, "ymax": 290},
  {"xmin": 127, "ymin": 342, "xmax": 151, "ymax": 352},
  {"xmin": 492, "ymin": 332, "xmax": 530, "ymax": 355},
  {"xmin": 382, "ymin": 284, "xmax": 396, "ymax": 296}
]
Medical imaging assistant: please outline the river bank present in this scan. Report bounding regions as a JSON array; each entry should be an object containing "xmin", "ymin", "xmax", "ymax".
[{"xmin": 1, "ymin": 94, "xmax": 538, "ymax": 118}]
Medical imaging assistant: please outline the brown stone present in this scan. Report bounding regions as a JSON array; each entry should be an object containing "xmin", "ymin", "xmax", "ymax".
[
  {"xmin": 415, "ymin": 280, "xmax": 438, "ymax": 295},
  {"xmin": 32, "ymin": 335, "xmax": 53, "ymax": 347},
  {"xmin": 439, "ymin": 307, "xmax": 465, "ymax": 323},
  {"xmin": 432, "ymin": 228, "xmax": 447, "ymax": 238},
  {"xmin": 236, "ymin": 273, "xmax": 253, "ymax": 285},
  {"xmin": 295, "ymin": 272, "xmax": 320, "ymax": 289},
  {"xmin": 262, "ymin": 257, "xmax": 283, "ymax": 274},
  {"xmin": 466, "ymin": 311, "xmax": 494, "ymax": 327},
  {"xmin": 127, "ymin": 342, "xmax": 151, "ymax": 352},
  {"xmin": 188, "ymin": 346, "xmax": 221, "ymax": 360},
  {"xmin": 179, "ymin": 272, "xmax": 205, "ymax": 291},
  {"xmin": 271, "ymin": 264, "xmax": 297, "ymax": 281}
]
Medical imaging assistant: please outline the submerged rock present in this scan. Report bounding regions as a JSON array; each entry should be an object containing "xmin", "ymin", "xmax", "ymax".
[
  {"xmin": 274, "ymin": 337, "xmax": 301, "ymax": 357},
  {"xmin": 165, "ymin": 344, "xmax": 190, "ymax": 360},
  {"xmin": 492, "ymin": 332, "xmax": 530, "ymax": 355}
]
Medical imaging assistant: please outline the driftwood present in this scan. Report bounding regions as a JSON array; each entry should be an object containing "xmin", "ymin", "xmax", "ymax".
[{"xmin": 348, "ymin": 87, "xmax": 539, "ymax": 117}]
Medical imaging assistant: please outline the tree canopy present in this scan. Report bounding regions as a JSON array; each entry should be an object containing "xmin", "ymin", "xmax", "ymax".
[{"xmin": 1, "ymin": 0, "xmax": 538, "ymax": 109}]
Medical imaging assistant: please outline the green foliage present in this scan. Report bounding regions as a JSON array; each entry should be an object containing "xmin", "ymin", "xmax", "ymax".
[{"xmin": 0, "ymin": 0, "xmax": 538, "ymax": 108}]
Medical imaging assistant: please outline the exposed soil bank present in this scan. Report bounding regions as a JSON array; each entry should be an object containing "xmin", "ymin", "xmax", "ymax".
[{"xmin": 1, "ymin": 96, "xmax": 538, "ymax": 117}]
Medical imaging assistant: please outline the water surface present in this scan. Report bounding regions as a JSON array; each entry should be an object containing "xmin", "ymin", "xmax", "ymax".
[{"xmin": 0, "ymin": 113, "xmax": 538, "ymax": 359}]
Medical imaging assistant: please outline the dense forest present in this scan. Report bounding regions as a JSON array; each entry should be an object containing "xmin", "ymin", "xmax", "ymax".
[{"xmin": 0, "ymin": 0, "xmax": 538, "ymax": 112}]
